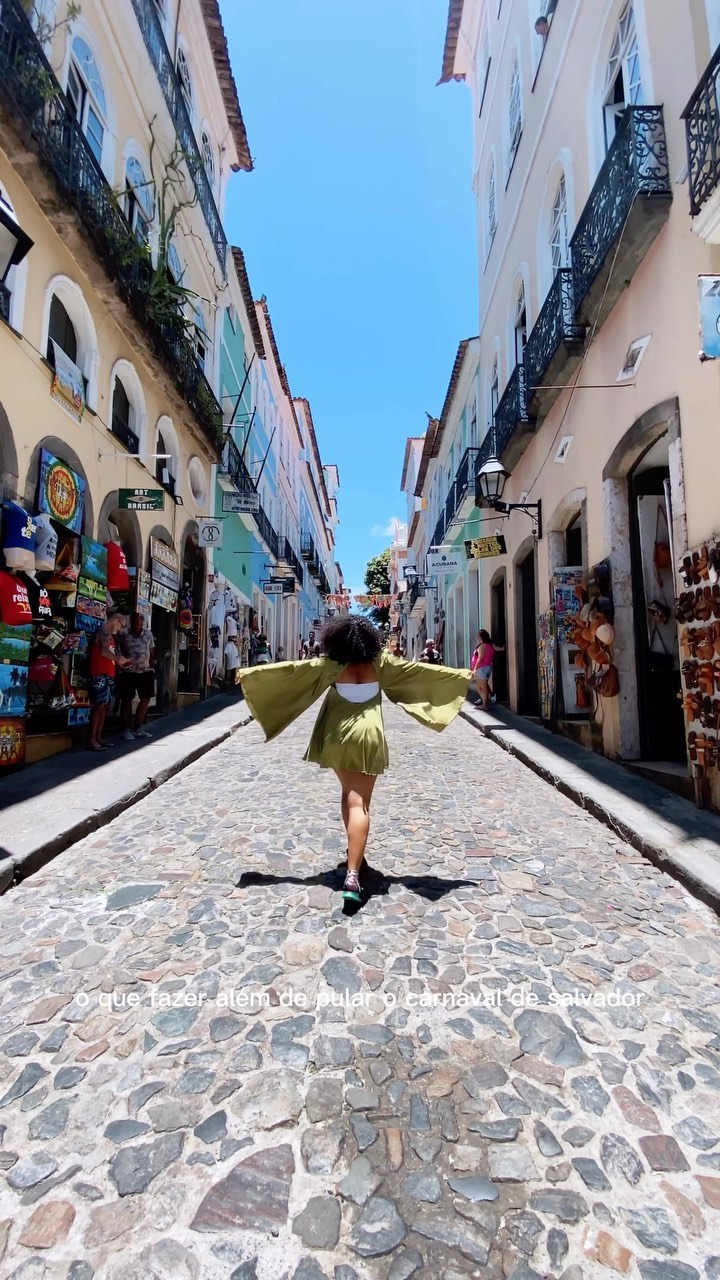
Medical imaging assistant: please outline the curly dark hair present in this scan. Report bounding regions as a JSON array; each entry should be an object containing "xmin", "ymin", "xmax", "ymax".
[{"xmin": 321, "ymin": 615, "xmax": 382, "ymax": 664}]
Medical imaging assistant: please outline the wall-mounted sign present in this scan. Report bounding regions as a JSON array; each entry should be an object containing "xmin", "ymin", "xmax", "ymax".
[
  {"xmin": 222, "ymin": 491, "xmax": 260, "ymax": 514},
  {"xmin": 699, "ymin": 275, "xmax": 720, "ymax": 359},
  {"xmin": 198, "ymin": 519, "xmax": 223, "ymax": 548},
  {"xmin": 262, "ymin": 581, "xmax": 284, "ymax": 595},
  {"xmin": 136, "ymin": 569, "xmax": 152, "ymax": 603},
  {"xmin": 426, "ymin": 551, "xmax": 463, "ymax": 575},
  {"xmin": 151, "ymin": 560, "xmax": 181, "ymax": 593},
  {"xmin": 150, "ymin": 539, "xmax": 179, "ymax": 573},
  {"xmin": 149, "ymin": 581, "xmax": 178, "ymax": 612},
  {"xmin": 38, "ymin": 450, "xmax": 85, "ymax": 532},
  {"xmin": 119, "ymin": 488, "xmax": 165, "ymax": 511},
  {"xmin": 465, "ymin": 535, "xmax": 507, "ymax": 560}
]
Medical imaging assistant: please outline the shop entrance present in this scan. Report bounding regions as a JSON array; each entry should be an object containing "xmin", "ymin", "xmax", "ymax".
[
  {"xmin": 516, "ymin": 548, "xmax": 539, "ymax": 716},
  {"xmin": 490, "ymin": 572, "xmax": 508, "ymax": 702},
  {"xmin": 629, "ymin": 452, "xmax": 684, "ymax": 761},
  {"xmin": 178, "ymin": 534, "xmax": 206, "ymax": 698}
]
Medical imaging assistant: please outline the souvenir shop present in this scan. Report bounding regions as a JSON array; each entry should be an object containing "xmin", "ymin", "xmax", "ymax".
[
  {"xmin": 0, "ymin": 449, "xmax": 134, "ymax": 769},
  {"xmin": 207, "ymin": 575, "xmax": 251, "ymax": 687}
]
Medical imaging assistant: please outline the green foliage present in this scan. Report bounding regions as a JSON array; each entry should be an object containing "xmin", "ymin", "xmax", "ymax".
[{"xmin": 364, "ymin": 547, "xmax": 391, "ymax": 627}]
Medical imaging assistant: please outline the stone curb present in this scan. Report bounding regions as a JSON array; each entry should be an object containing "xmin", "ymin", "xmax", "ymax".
[
  {"xmin": 0, "ymin": 708, "xmax": 254, "ymax": 892},
  {"xmin": 460, "ymin": 702, "xmax": 720, "ymax": 913}
]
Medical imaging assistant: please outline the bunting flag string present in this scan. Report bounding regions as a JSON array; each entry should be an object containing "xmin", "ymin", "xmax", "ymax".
[{"xmin": 353, "ymin": 594, "xmax": 398, "ymax": 607}]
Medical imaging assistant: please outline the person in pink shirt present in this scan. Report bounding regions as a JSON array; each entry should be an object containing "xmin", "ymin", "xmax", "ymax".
[{"xmin": 472, "ymin": 629, "xmax": 504, "ymax": 709}]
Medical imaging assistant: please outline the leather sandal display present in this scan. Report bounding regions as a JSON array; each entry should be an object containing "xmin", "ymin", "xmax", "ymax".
[
  {"xmin": 682, "ymin": 660, "xmax": 699, "ymax": 689},
  {"xmin": 699, "ymin": 663, "xmax": 715, "ymax": 697},
  {"xmin": 695, "ymin": 588, "xmax": 712, "ymax": 622}
]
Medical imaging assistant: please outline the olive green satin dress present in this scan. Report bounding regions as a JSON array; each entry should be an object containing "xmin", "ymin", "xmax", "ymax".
[{"xmin": 238, "ymin": 651, "xmax": 472, "ymax": 776}]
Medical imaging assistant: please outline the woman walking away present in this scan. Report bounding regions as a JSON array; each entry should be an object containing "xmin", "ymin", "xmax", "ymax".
[
  {"xmin": 473, "ymin": 629, "xmax": 504, "ymax": 709},
  {"xmin": 239, "ymin": 616, "xmax": 471, "ymax": 903}
]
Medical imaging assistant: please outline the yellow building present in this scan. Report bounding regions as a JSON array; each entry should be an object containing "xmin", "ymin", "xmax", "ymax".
[{"xmin": 0, "ymin": 0, "xmax": 251, "ymax": 761}]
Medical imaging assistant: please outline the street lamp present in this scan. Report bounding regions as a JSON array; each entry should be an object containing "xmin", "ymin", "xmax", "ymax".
[
  {"xmin": 0, "ymin": 189, "xmax": 33, "ymax": 283},
  {"xmin": 476, "ymin": 455, "xmax": 543, "ymax": 539},
  {"xmin": 403, "ymin": 565, "xmax": 418, "ymax": 585}
]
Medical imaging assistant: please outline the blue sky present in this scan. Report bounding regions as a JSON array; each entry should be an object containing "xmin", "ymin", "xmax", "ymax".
[{"xmin": 222, "ymin": 0, "xmax": 477, "ymax": 594}]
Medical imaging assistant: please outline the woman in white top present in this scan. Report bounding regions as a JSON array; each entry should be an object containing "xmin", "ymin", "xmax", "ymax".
[{"xmin": 239, "ymin": 616, "xmax": 471, "ymax": 903}]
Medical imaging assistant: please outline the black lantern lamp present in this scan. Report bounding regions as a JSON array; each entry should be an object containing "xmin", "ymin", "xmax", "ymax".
[
  {"xmin": 476, "ymin": 455, "xmax": 542, "ymax": 539},
  {"xmin": 0, "ymin": 189, "xmax": 33, "ymax": 283},
  {"xmin": 403, "ymin": 564, "xmax": 418, "ymax": 585}
]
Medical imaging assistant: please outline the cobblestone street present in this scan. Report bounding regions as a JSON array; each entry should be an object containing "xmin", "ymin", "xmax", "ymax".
[{"xmin": 0, "ymin": 705, "xmax": 719, "ymax": 1280}]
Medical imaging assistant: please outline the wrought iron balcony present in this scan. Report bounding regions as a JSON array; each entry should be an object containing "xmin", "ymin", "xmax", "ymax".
[
  {"xmin": 255, "ymin": 504, "xmax": 278, "ymax": 560},
  {"xmin": 220, "ymin": 435, "xmax": 254, "ymax": 493},
  {"xmin": 430, "ymin": 511, "xmax": 445, "ymax": 551},
  {"xmin": 129, "ymin": 0, "xmax": 226, "ymax": 273},
  {"xmin": 570, "ymin": 106, "xmax": 671, "ymax": 328},
  {"xmin": 525, "ymin": 269, "xmax": 585, "ymax": 420},
  {"xmin": 283, "ymin": 538, "xmax": 305, "ymax": 586},
  {"xmin": 444, "ymin": 484, "xmax": 456, "ymax": 535},
  {"xmin": 301, "ymin": 533, "xmax": 316, "ymax": 561},
  {"xmin": 454, "ymin": 447, "xmax": 480, "ymax": 506},
  {"xmin": 0, "ymin": 0, "xmax": 223, "ymax": 452},
  {"xmin": 683, "ymin": 43, "xmax": 720, "ymax": 232},
  {"xmin": 0, "ymin": 284, "xmax": 9, "ymax": 326},
  {"xmin": 492, "ymin": 364, "xmax": 534, "ymax": 470},
  {"xmin": 111, "ymin": 418, "xmax": 141, "ymax": 455}
]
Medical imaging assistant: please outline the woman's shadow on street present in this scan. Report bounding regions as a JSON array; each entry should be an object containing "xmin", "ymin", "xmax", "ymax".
[{"xmin": 236, "ymin": 863, "xmax": 475, "ymax": 916}]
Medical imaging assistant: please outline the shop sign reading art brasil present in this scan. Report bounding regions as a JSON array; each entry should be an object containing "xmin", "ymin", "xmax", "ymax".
[{"xmin": 119, "ymin": 488, "xmax": 165, "ymax": 511}]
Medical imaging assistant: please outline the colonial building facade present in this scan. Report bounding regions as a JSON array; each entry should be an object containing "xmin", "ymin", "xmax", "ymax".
[{"xmin": 417, "ymin": 0, "xmax": 720, "ymax": 804}]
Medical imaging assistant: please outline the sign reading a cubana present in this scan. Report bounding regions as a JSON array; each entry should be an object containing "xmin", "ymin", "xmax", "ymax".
[{"xmin": 38, "ymin": 450, "xmax": 85, "ymax": 533}]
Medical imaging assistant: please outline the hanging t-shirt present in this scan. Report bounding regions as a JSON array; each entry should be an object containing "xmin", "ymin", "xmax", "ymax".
[
  {"xmin": 21, "ymin": 574, "xmax": 52, "ymax": 621},
  {"xmin": 2, "ymin": 502, "xmax": 35, "ymax": 573},
  {"xmin": 0, "ymin": 571, "xmax": 33, "ymax": 624},
  {"xmin": 34, "ymin": 514, "xmax": 58, "ymax": 572},
  {"xmin": 224, "ymin": 640, "xmax": 239, "ymax": 670},
  {"xmin": 225, "ymin": 615, "xmax": 238, "ymax": 639},
  {"xmin": 209, "ymin": 593, "xmax": 225, "ymax": 629},
  {"xmin": 105, "ymin": 541, "xmax": 130, "ymax": 592}
]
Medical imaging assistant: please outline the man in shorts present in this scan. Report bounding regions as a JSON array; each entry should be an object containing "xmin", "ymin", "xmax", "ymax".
[
  {"xmin": 117, "ymin": 612, "xmax": 156, "ymax": 741},
  {"xmin": 89, "ymin": 613, "xmax": 130, "ymax": 751}
]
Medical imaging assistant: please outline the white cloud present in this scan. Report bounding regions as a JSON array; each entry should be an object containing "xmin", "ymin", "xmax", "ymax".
[{"xmin": 369, "ymin": 516, "xmax": 401, "ymax": 538}]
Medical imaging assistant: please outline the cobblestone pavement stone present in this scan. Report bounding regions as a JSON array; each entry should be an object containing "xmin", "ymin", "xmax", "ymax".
[{"xmin": 0, "ymin": 705, "xmax": 719, "ymax": 1280}]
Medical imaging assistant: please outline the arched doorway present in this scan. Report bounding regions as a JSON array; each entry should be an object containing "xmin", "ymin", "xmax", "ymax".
[
  {"xmin": 515, "ymin": 539, "xmax": 539, "ymax": 716},
  {"xmin": 490, "ymin": 568, "xmax": 508, "ymax": 703},
  {"xmin": 178, "ymin": 522, "xmax": 207, "ymax": 700},
  {"xmin": 147, "ymin": 525, "xmax": 177, "ymax": 714}
]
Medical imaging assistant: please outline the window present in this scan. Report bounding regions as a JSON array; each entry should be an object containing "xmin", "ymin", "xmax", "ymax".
[
  {"xmin": 166, "ymin": 242, "xmax": 183, "ymax": 286},
  {"xmin": 507, "ymin": 59, "xmax": 522, "ymax": 175},
  {"xmin": 514, "ymin": 284, "xmax": 528, "ymax": 365},
  {"xmin": 125, "ymin": 156, "xmax": 154, "ymax": 244},
  {"xmin": 176, "ymin": 48, "xmax": 192, "ymax": 113},
  {"xmin": 155, "ymin": 430, "xmax": 176, "ymax": 497},
  {"xmin": 550, "ymin": 174, "xmax": 570, "ymax": 271},
  {"xmin": 192, "ymin": 304, "xmax": 209, "ymax": 372},
  {"xmin": 534, "ymin": 0, "xmax": 558, "ymax": 45},
  {"xmin": 490, "ymin": 357, "xmax": 499, "ymax": 425},
  {"xmin": 66, "ymin": 37, "xmax": 107, "ymax": 166},
  {"xmin": 470, "ymin": 399, "xmax": 478, "ymax": 448},
  {"xmin": 111, "ymin": 378, "xmax": 139, "ymax": 453},
  {"xmin": 47, "ymin": 295, "xmax": 78, "ymax": 366},
  {"xmin": 603, "ymin": 4, "xmax": 642, "ymax": 149},
  {"xmin": 477, "ymin": 20, "xmax": 491, "ymax": 114},
  {"xmin": 201, "ymin": 131, "xmax": 215, "ymax": 185},
  {"xmin": 486, "ymin": 159, "xmax": 497, "ymax": 256}
]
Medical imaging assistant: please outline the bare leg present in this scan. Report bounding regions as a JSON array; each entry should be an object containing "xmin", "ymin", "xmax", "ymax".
[
  {"xmin": 122, "ymin": 697, "xmax": 133, "ymax": 732},
  {"xmin": 134, "ymin": 697, "xmax": 151, "ymax": 730},
  {"xmin": 337, "ymin": 769, "xmax": 377, "ymax": 873},
  {"xmin": 477, "ymin": 677, "xmax": 490, "ymax": 709},
  {"xmin": 89, "ymin": 704, "xmax": 107, "ymax": 749},
  {"xmin": 341, "ymin": 790, "xmax": 349, "ymax": 841}
]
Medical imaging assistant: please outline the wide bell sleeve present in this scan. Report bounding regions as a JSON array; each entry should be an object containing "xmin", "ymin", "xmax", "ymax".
[
  {"xmin": 238, "ymin": 658, "xmax": 344, "ymax": 742},
  {"xmin": 377, "ymin": 650, "xmax": 472, "ymax": 732}
]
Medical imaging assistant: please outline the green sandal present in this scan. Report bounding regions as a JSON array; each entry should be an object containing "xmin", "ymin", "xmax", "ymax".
[{"xmin": 342, "ymin": 870, "xmax": 362, "ymax": 902}]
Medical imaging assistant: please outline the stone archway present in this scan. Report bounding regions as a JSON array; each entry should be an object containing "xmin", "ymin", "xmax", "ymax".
[
  {"xmin": 602, "ymin": 397, "xmax": 682, "ymax": 759},
  {"xmin": 22, "ymin": 436, "xmax": 95, "ymax": 534},
  {"xmin": 0, "ymin": 399, "xmax": 19, "ymax": 496},
  {"xmin": 96, "ymin": 491, "xmax": 142, "ymax": 568}
]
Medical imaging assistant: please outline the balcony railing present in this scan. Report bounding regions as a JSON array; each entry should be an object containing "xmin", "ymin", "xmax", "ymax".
[
  {"xmin": 221, "ymin": 435, "xmax": 254, "ymax": 492},
  {"xmin": 454, "ymin": 447, "xmax": 480, "ymax": 504},
  {"xmin": 283, "ymin": 538, "xmax": 304, "ymax": 586},
  {"xmin": 129, "ymin": 0, "xmax": 227, "ymax": 272},
  {"xmin": 524, "ymin": 269, "xmax": 585, "ymax": 410},
  {"xmin": 0, "ymin": 0, "xmax": 223, "ymax": 452},
  {"xmin": 683, "ymin": 43, "xmax": 720, "ymax": 217},
  {"xmin": 301, "ymin": 533, "xmax": 316, "ymax": 561},
  {"xmin": 255, "ymin": 505, "xmax": 278, "ymax": 560},
  {"xmin": 111, "ymin": 418, "xmax": 141, "ymax": 455},
  {"xmin": 430, "ymin": 511, "xmax": 445, "ymax": 551},
  {"xmin": 570, "ymin": 106, "xmax": 671, "ymax": 317},
  {"xmin": 493, "ymin": 364, "xmax": 532, "ymax": 459},
  {"xmin": 0, "ymin": 284, "xmax": 10, "ymax": 325},
  {"xmin": 444, "ymin": 484, "xmax": 456, "ymax": 535}
]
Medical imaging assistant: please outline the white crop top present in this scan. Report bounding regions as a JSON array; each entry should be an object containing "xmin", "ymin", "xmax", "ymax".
[{"xmin": 335, "ymin": 682, "xmax": 380, "ymax": 703}]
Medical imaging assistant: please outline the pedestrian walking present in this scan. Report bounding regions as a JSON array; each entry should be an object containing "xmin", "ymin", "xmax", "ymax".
[
  {"xmin": 88, "ymin": 613, "xmax": 130, "ymax": 752},
  {"xmin": 117, "ymin": 612, "xmax": 155, "ymax": 740},
  {"xmin": 239, "ymin": 616, "xmax": 471, "ymax": 903},
  {"xmin": 254, "ymin": 633, "xmax": 272, "ymax": 665},
  {"xmin": 419, "ymin": 638, "xmax": 442, "ymax": 664},
  {"xmin": 472, "ymin": 629, "xmax": 504, "ymax": 709}
]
